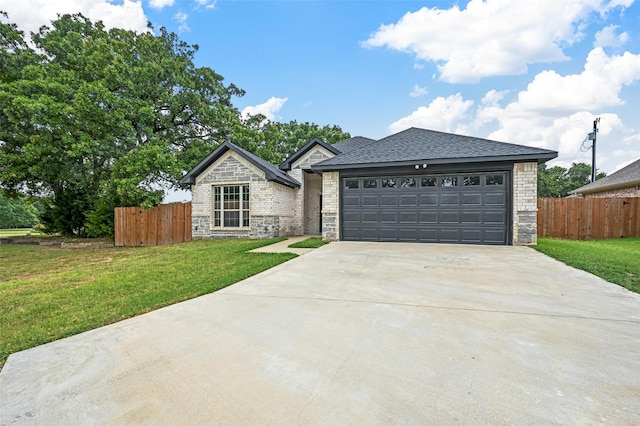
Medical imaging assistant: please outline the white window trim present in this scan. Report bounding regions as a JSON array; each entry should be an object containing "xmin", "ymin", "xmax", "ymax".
[{"xmin": 212, "ymin": 183, "xmax": 250, "ymax": 229}]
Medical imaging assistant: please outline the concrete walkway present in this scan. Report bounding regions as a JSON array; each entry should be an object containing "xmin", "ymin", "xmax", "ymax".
[{"xmin": 1, "ymin": 242, "xmax": 640, "ymax": 424}]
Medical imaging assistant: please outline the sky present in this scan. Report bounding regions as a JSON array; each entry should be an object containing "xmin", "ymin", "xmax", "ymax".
[{"xmin": 2, "ymin": 0, "xmax": 639, "ymax": 201}]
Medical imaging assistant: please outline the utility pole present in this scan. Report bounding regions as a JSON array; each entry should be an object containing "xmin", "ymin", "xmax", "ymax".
[{"xmin": 588, "ymin": 117, "xmax": 600, "ymax": 183}]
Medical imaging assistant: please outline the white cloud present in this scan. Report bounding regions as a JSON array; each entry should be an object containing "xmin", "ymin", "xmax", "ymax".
[
  {"xmin": 150, "ymin": 0, "xmax": 174, "ymax": 10},
  {"xmin": 362, "ymin": 0, "xmax": 632, "ymax": 82},
  {"xmin": 409, "ymin": 84, "xmax": 428, "ymax": 98},
  {"xmin": 194, "ymin": 0, "xmax": 216, "ymax": 10},
  {"xmin": 173, "ymin": 12, "xmax": 189, "ymax": 32},
  {"xmin": 594, "ymin": 25, "xmax": 629, "ymax": 47},
  {"xmin": 241, "ymin": 97, "xmax": 288, "ymax": 122},
  {"xmin": 389, "ymin": 94, "xmax": 473, "ymax": 134},
  {"xmin": 0, "ymin": 0, "xmax": 149, "ymax": 35}
]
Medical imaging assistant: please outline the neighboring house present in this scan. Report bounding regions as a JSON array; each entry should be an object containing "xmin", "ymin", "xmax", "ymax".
[
  {"xmin": 180, "ymin": 127, "xmax": 557, "ymax": 245},
  {"xmin": 570, "ymin": 158, "xmax": 640, "ymax": 198}
]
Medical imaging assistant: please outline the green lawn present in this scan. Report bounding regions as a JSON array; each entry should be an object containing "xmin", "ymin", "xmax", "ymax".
[
  {"xmin": 0, "ymin": 228, "xmax": 43, "ymax": 237},
  {"xmin": 288, "ymin": 237, "xmax": 327, "ymax": 249},
  {"xmin": 534, "ymin": 237, "xmax": 640, "ymax": 294},
  {"xmin": 0, "ymin": 239, "xmax": 295, "ymax": 369}
]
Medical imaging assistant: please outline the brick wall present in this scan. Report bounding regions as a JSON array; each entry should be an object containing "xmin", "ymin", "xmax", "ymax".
[
  {"xmin": 512, "ymin": 162, "xmax": 538, "ymax": 245},
  {"xmin": 321, "ymin": 171, "xmax": 340, "ymax": 240}
]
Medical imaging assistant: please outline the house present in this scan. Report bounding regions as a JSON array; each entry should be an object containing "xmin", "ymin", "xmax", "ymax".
[
  {"xmin": 570, "ymin": 158, "xmax": 640, "ymax": 198},
  {"xmin": 180, "ymin": 127, "xmax": 557, "ymax": 245}
]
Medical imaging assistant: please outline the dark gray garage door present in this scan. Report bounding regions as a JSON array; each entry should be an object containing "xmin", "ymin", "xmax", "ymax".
[{"xmin": 341, "ymin": 172, "xmax": 509, "ymax": 244}]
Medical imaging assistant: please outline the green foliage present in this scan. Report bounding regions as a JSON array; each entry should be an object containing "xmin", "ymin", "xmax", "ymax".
[
  {"xmin": 0, "ymin": 239, "xmax": 296, "ymax": 368},
  {"xmin": 288, "ymin": 237, "xmax": 327, "ymax": 248},
  {"xmin": 538, "ymin": 162, "xmax": 606, "ymax": 198},
  {"xmin": 534, "ymin": 238, "xmax": 640, "ymax": 294},
  {"xmin": 0, "ymin": 13, "xmax": 243, "ymax": 236},
  {"xmin": 0, "ymin": 193, "xmax": 40, "ymax": 228},
  {"xmin": 231, "ymin": 115, "xmax": 350, "ymax": 164}
]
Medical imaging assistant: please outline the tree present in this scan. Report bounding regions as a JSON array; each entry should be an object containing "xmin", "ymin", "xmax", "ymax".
[
  {"xmin": 538, "ymin": 162, "xmax": 606, "ymax": 198},
  {"xmin": 0, "ymin": 194, "xmax": 39, "ymax": 228},
  {"xmin": 231, "ymin": 115, "xmax": 351, "ymax": 164},
  {"xmin": 0, "ymin": 13, "xmax": 243, "ymax": 236}
]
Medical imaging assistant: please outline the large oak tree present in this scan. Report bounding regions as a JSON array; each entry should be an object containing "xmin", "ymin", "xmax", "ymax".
[{"xmin": 0, "ymin": 13, "xmax": 243, "ymax": 236}]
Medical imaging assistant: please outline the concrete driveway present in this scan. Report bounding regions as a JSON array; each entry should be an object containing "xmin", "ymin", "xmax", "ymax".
[{"xmin": 2, "ymin": 242, "xmax": 640, "ymax": 425}]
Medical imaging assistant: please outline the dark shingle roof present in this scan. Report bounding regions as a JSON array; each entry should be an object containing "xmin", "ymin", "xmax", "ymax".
[
  {"xmin": 332, "ymin": 136, "xmax": 376, "ymax": 153},
  {"xmin": 571, "ymin": 158, "xmax": 640, "ymax": 195},
  {"xmin": 313, "ymin": 127, "xmax": 557, "ymax": 171},
  {"xmin": 279, "ymin": 137, "xmax": 341, "ymax": 171},
  {"xmin": 180, "ymin": 141, "xmax": 300, "ymax": 188}
]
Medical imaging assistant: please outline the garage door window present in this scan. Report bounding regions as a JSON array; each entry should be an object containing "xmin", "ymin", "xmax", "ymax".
[
  {"xmin": 486, "ymin": 175, "xmax": 504, "ymax": 185},
  {"xmin": 421, "ymin": 177, "xmax": 437, "ymax": 187},
  {"xmin": 345, "ymin": 180, "xmax": 359, "ymax": 189},
  {"xmin": 382, "ymin": 178, "xmax": 397, "ymax": 188},
  {"xmin": 401, "ymin": 178, "xmax": 417, "ymax": 188},
  {"xmin": 442, "ymin": 176, "xmax": 458, "ymax": 187},
  {"xmin": 463, "ymin": 175, "xmax": 481, "ymax": 186},
  {"xmin": 364, "ymin": 179, "xmax": 377, "ymax": 189}
]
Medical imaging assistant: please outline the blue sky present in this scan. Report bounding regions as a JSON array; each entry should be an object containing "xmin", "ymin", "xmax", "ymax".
[{"xmin": 2, "ymin": 0, "xmax": 640, "ymax": 180}]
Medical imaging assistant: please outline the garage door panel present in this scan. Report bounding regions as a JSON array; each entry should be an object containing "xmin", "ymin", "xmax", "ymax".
[
  {"xmin": 420, "ymin": 194, "xmax": 438, "ymax": 206},
  {"xmin": 462, "ymin": 193, "xmax": 482, "ymax": 206},
  {"xmin": 343, "ymin": 195, "xmax": 360, "ymax": 207},
  {"xmin": 341, "ymin": 172, "xmax": 509, "ymax": 245},
  {"xmin": 362, "ymin": 196, "xmax": 379, "ymax": 206},
  {"xmin": 485, "ymin": 193, "xmax": 506, "ymax": 206},
  {"xmin": 400, "ymin": 195, "xmax": 418, "ymax": 206},
  {"xmin": 380, "ymin": 195, "xmax": 398, "ymax": 206},
  {"xmin": 399, "ymin": 212, "xmax": 418, "ymax": 223},
  {"xmin": 440, "ymin": 194, "xmax": 459, "ymax": 205}
]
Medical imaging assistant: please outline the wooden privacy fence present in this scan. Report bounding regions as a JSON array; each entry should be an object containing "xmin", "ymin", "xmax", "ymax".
[
  {"xmin": 114, "ymin": 203, "xmax": 192, "ymax": 247},
  {"xmin": 537, "ymin": 197, "xmax": 640, "ymax": 240}
]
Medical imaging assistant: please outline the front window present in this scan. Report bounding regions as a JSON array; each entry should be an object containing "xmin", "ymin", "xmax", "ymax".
[{"xmin": 213, "ymin": 185, "xmax": 250, "ymax": 228}]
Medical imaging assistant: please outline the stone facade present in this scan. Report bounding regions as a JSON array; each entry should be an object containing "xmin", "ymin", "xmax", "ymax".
[
  {"xmin": 321, "ymin": 171, "xmax": 340, "ymax": 241},
  {"xmin": 191, "ymin": 151, "xmax": 296, "ymax": 239},
  {"xmin": 582, "ymin": 185, "xmax": 640, "ymax": 198},
  {"xmin": 512, "ymin": 162, "xmax": 538, "ymax": 245}
]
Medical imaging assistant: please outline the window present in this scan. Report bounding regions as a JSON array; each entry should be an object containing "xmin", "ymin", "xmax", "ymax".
[
  {"xmin": 382, "ymin": 178, "xmax": 397, "ymax": 188},
  {"xmin": 421, "ymin": 177, "xmax": 436, "ymax": 187},
  {"xmin": 213, "ymin": 185, "xmax": 250, "ymax": 228},
  {"xmin": 463, "ymin": 175, "xmax": 481, "ymax": 186},
  {"xmin": 486, "ymin": 174, "xmax": 504, "ymax": 185},
  {"xmin": 345, "ymin": 179, "xmax": 359, "ymax": 189},
  {"xmin": 364, "ymin": 179, "xmax": 377, "ymax": 189},
  {"xmin": 442, "ymin": 176, "xmax": 458, "ymax": 187},
  {"xmin": 401, "ymin": 178, "xmax": 417, "ymax": 188}
]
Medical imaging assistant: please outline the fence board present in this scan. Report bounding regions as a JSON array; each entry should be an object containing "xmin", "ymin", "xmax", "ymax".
[
  {"xmin": 114, "ymin": 203, "xmax": 192, "ymax": 247},
  {"xmin": 537, "ymin": 197, "xmax": 640, "ymax": 239}
]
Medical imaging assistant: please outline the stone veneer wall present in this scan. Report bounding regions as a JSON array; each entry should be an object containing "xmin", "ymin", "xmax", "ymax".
[
  {"xmin": 512, "ymin": 162, "xmax": 538, "ymax": 245},
  {"xmin": 321, "ymin": 171, "xmax": 340, "ymax": 241},
  {"xmin": 582, "ymin": 186, "xmax": 640, "ymax": 198},
  {"xmin": 191, "ymin": 151, "xmax": 297, "ymax": 239}
]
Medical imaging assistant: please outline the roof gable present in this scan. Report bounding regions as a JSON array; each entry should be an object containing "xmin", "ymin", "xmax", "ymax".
[
  {"xmin": 571, "ymin": 158, "xmax": 640, "ymax": 194},
  {"xmin": 279, "ymin": 137, "xmax": 340, "ymax": 171},
  {"xmin": 180, "ymin": 141, "xmax": 300, "ymax": 188},
  {"xmin": 313, "ymin": 127, "xmax": 558, "ymax": 171}
]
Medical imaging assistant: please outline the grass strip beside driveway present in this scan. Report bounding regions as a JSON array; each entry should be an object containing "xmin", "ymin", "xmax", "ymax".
[
  {"xmin": 0, "ymin": 239, "xmax": 295, "ymax": 369},
  {"xmin": 534, "ymin": 237, "xmax": 640, "ymax": 294},
  {"xmin": 288, "ymin": 237, "xmax": 327, "ymax": 249}
]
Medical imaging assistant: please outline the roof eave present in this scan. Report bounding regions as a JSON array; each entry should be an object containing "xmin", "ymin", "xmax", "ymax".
[
  {"xmin": 571, "ymin": 179, "xmax": 640, "ymax": 195},
  {"xmin": 312, "ymin": 153, "xmax": 557, "ymax": 172}
]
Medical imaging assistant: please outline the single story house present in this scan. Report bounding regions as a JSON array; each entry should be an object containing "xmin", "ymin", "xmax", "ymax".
[
  {"xmin": 570, "ymin": 158, "xmax": 640, "ymax": 198},
  {"xmin": 180, "ymin": 127, "xmax": 557, "ymax": 245}
]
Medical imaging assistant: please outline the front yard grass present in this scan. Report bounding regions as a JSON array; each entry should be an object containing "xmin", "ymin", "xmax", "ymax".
[
  {"xmin": 534, "ymin": 237, "xmax": 640, "ymax": 294},
  {"xmin": 0, "ymin": 238, "xmax": 295, "ymax": 369},
  {"xmin": 288, "ymin": 237, "xmax": 327, "ymax": 249}
]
